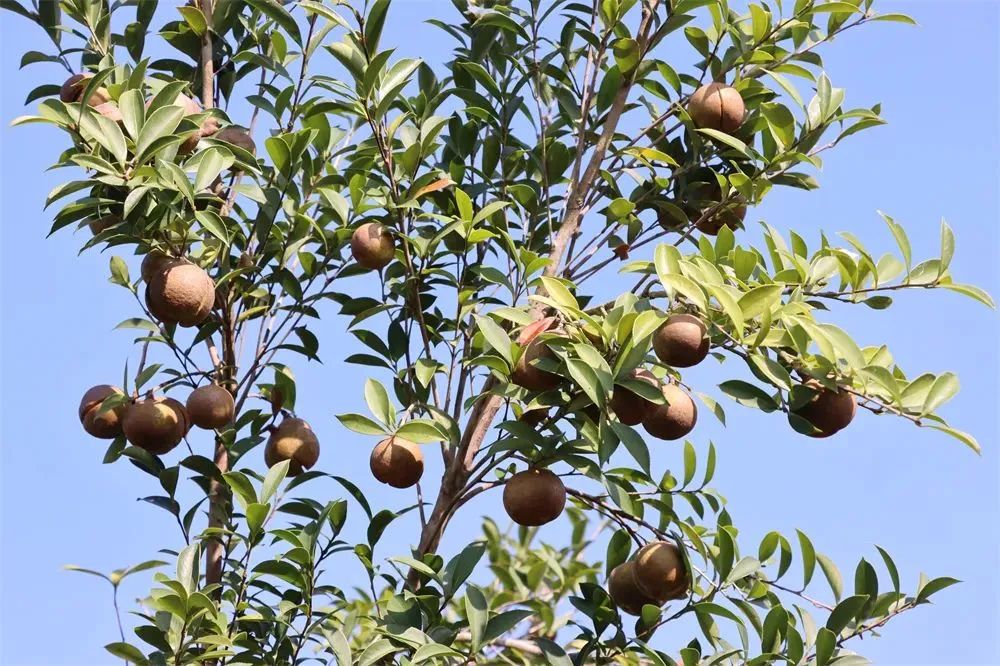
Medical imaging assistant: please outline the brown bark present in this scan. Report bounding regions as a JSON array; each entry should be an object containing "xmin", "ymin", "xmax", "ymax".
[
  {"xmin": 197, "ymin": 0, "xmax": 229, "ymax": 603},
  {"xmin": 406, "ymin": 1, "xmax": 661, "ymax": 588}
]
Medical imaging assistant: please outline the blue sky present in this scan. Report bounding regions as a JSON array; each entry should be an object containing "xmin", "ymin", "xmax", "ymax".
[{"xmin": 1, "ymin": 2, "xmax": 998, "ymax": 664}]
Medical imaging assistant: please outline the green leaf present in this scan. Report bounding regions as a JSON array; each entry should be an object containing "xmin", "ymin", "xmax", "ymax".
[
  {"xmin": 336, "ymin": 413, "xmax": 388, "ymax": 436},
  {"xmin": 875, "ymin": 546, "xmax": 901, "ymax": 594},
  {"xmin": 119, "ymin": 89, "xmax": 145, "ymax": 141},
  {"xmin": 446, "ymin": 542, "xmax": 486, "ymax": 592},
  {"xmin": 105, "ymin": 643, "xmax": 148, "ymax": 664},
  {"xmin": 193, "ymin": 146, "xmax": 234, "ymax": 191},
  {"xmin": 246, "ymin": 502, "xmax": 269, "ymax": 535},
  {"xmin": 696, "ymin": 128, "xmax": 750, "ymax": 156},
  {"xmin": 484, "ymin": 609, "xmax": 534, "ymax": 644},
  {"xmin": 260, "ymin": 459, "xmax": 289, "ymax": 504},
  {"xmin": 539, "ymin": 276, "xmax": 579, "ymax": 310},
  {"xmin": 465, "ymin": 585, "xmax": 489, "ymax": 650},
  {"xmin": 364, "ymin": 378, "xmax": 395, "ymax": 426},
  {"xmin": 606, "ymin": 529, "xmax": 632, "ymax": 576},
  {"xmin": 135, "ymin": 106, "xmax": 184, "ymax": 163},
  {"xmin": 612, "ymin": 37, "xmax": 640, "ymax": 73},
  {"xmin": 658, "ymin": 273, "xmax": 708, "ymax": 314},
  {"xmin": 412, "ymin": 644, "xmax": 463, "ymax": 663},
  {"xmin": 812, "ymin": 2, "xmax": 862, "ymax": 12},
  {"xmin": 940, "ymin": 283, "xmax": 995, "ymax": 309},
  {"xmin": 395, "ymin": 419, "xmax": 447, "ymax": 444},
  {"xmin": 879, "ymin": 211, "xmax": 911, "ymax": 273},
  {"xmin": 80, "ymin": 110, "xmax": 128, "ymax": 166},
  {"xmin": 916, "ymin": 576, "xmax": 960, "ymax": 603},
  {"xmin": 718, "ymin": 380, "xmax": 778, "ymax": 412},
  {"xmin": 358, "ymin": 639, "xmax": 397, "ymax": 666},
  {"xmin": 797, "ymin": 530, "xmax": 816, "ymax": 588},
  {"xmin": 682, "ymin": 440, "xmax": 697, "ymax": 486},
  {"xmin": 920, "ymin": 372, "xmax": 959, "ymax": 415},
  {"xmin": 245, "ymin": 0, "xmax": 302, "ymax": 44},
  {"xmin": 926, "ymin": 424, "xmax": 981, "ymax": 454},
  {"xmin": 63, "ymin": 565, "xmax": 111, "ymax": 582},
  {"xmin": 609, "ymin": 421, "xmax": 650, "ymax": 475},
  {"xmin": 326, "ymin": 629, "xmax": 352, "ymax": 666},
  {"xmin": 817, "ymin": 552, "xmax": 843, "ymax": 601},
  {"xmin": 938, "ymin": 219, "xmax": 954, "ymax": 276},
  {"xmin": 814, "ymin": 627, "xmax": 836, "ymax": 666},
  {"xmin": 109, "ymin": 256, "xmax": 130, "ymax": 288},
  {"xmin": 738, "ymin": 284, "xmax": 783, "ymax": 320},
  {"xmin": 870, "ymin": 12, "xmax": 918, "ymax": 25},
  {"xmin": 475, "ymin": 315, "xmax": 514, "ymax": 365},
  {"xmin": 194, "ymin": 210, "xmax": 229, "ymax": 244},
  {"xmin": 825, "ymin": 594, "xmax": 868, "ymax": 634},
  {"xmin": 223, "ymin": 471, "xmax": 258, "ymax": 510}
]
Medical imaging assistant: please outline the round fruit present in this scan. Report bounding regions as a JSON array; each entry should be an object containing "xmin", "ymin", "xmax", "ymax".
[
  {"xmin": 642, "ymin": 383, "xmax": 697, "ymax": 440},
  {"xmin": 78, "ymin": 384, "xmax": 127, "ymax": 439},
  {"xmin": 633, "ymin": 541, "xmax": 689, "ymax": 603},
  {"xmin": 140, "ymin": 251, "xmax": 180, "ymax": 283},
  {"xmin": 652, "ymin": 314, "xmax": 710, "ymax": 368},
  {"xmin": 519, "ymin": 407, "xmax": 549, "ymax": 426},
  {"xmin": 350, "ymin": 222, "xmax": 395, "ymax": 270},
  {"xmin": 511, "ymin": 325, "xmax": 562, "ymax": 392},
  {"xmin": 122, "ymin": 397, "xmax": 188, "ymax": 455},
  {"xmin": 791, "ymin": 381, "xmax": 857, "ymax": 437},
  {"xmin": 186, "ymin": 384, "xmax": 234, "ymax": 430},
  {"xmin": 370, "ymin": 436, "xmax": 424, "ymax": 488},
  {"xmin": 502, "ymin": 468, "xmax": 566, "ymax": 527},
  {"xmin": 264, "ymin": 417, "xmax": 320, "ymax": 476},
  {"xmin": 688, "ymin": 82, "xmax": 745, "ymax": 133},
  {"xmin": 608, "ymin": 561, "xmax": 660, "ymax": 616},
  {"xmin": 94, "ymin": 102, "xmax": 123, "ymax": 123},
  {"xmin": 160, "ymin": 93, "xmax": 218, "ymax": 154},
  {"xmin": 609, "ymin": 368, "xmax": 659, "ymax": 426},
  {"xmin": 60, "ymin": 73, "xmax": 111, "ymax": 107},
  {"xmin": 215, "ymin": 126, "xmax": 256, "ymax": 154},
  {"xmin": 88, "ymin": 214, "xmax": 121, "ymax": 236},
  {"xmin": 146, "ymin": 262, "xmax": 215, "ymax": 327},
  {"xmin": 696, "ymin": 201, "xmax": 747, "ymax": 235}
]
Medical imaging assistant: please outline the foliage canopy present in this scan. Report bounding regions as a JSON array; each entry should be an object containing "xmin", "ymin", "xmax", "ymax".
[{"xmin": 6, "ymin": 0, "xmax": 991, "ymax": 664}]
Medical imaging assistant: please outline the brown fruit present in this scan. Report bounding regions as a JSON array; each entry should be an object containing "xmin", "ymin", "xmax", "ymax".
[
  {"xmin": 78, "ymin": 385, "xmax": 127, "ymax": 439},
  {"xmin": 158, "ymin": 93, "xmax": 216, "ymax": 154},
  {"xmin": 518, "ymin": 407, "xmax": 549, "ymax": 426},
  {"xmin": 350, "ymin": 222, "xmax": 395, "ymax": 270},
  {"xmin": 642, "ymin": 383, "xmax": 697, "ymax": 440},
  {"xmin": 264, "ymin": 417, "xmax": 320, "ymax": 476},
  {"xmin": 186, "ymin": 384, "xmax": 234, "ymax": 430},
  {"xmin": 688, "ymin": 82, "xmax": 745, "ymax": 133},
  {"xmin": 696, "ymin": 201, "xmax": 747, "ymax": 235},
  {"xmin": 60, "ymin": 73, "xmax": 111, "ymax": 107},
  {"xmin": 370, "ymin": 436, "xmax": 424, "ymax": 488},
  {"xmin": 502, "ymin": 468, "xmax": 566, "ymax": 527},
  {"xmin": 146, "ymin": 262, "xmax": 215, "ymax": 327},
  {"xmin": 88, "ymin": 214, "xmax": 122, "ymax": 236},
  {"xmin": 140, "ymin": 251, "xmax": 180, "ymax": 283},
  {"xmin": 652, "ymin": 314, "xmax": 710, "ymax": 368},
  {"xmin": 215, "ymin": 126, "xmax": 256, "ymax": 154},
  {"xmin": 633, "ymin": 541, "xmax": 689, "ymax": 603},
  {"xmin": 608, "ymin": 561, "xmax": 660, "ymax": 616},
  {"xmin": 123, "ymin": 397, "xmax": 188, "ymax": 455},
  {"xmin": 609, "ymin": 368, "xmax": 659, "ymax": 426},
  {"xmin": 94, "ymin": 102, "xmax": 123, "ymax": 123},
  {"xmin": 791, "ymin": 381, "xmax": 857, "ymax": 437},
  {"xmin": 511, "ymin": 322, "xmax": 562, "ymax": 392}
]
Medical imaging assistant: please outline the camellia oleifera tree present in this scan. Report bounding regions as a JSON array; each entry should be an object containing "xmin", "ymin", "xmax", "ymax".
[{"xmin": 7, "ymin": 0, "xmax": 993, "ymax": 664}]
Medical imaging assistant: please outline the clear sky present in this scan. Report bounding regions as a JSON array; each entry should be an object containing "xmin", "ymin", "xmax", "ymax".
[{"xmin": 1, "ymin": 2, "xmax": 998, "ymax": 665}]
